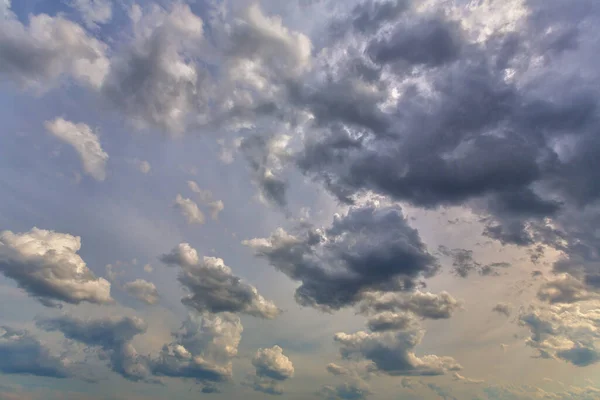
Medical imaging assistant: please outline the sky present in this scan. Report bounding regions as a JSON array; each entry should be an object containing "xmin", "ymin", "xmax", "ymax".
[{"xmin": 1, "ymin": 0, "xmax": 600, "ymax": 399}]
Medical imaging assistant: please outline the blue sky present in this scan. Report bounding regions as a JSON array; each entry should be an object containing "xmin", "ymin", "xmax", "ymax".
[{"xmin": 1, "ymin": 0, "xmax": 600, "ymax": 399}]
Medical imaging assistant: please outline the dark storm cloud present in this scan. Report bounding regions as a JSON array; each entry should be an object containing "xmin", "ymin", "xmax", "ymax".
[
  {"xmin": 160, "ymin": 243, "xmax": 280, "ymax": 318},
  {"xmin": 245, "ymin": 203, "xmax": 439, "ymax": 311},
  {"xmin": 37, "ymin": 315, "xmax": 150, "ymax": 381},
  {"xmin": 0, "ymin": 326, "xmax": 71, "ymax": 378},
  {"xmin": 286, "ymin": 0, "xmax": 600, "ymax": 297},
  {"xmin": 367, "ymin": 15, "xmax": 463, "ymax": 68}
]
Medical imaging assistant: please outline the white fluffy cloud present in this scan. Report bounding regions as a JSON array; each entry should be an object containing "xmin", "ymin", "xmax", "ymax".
[
  {"xmin": 174, "ymin": 195, "xmax": 205, "ymax": 225},
  {"xmin": 0, "ymin": 9, "xmax": 109, "ymax": 90},
  {"xmin": 123, "ymin": 279, "xmax": 159, "ymax": 305},
  {"xmin": 45, "ymin": 118, "xmax": 109, "ymax": 181},
  {"xmin": 0, "ymin": 227, "xmax": 112, "ymax": 306},
  {"xmin": 253, "ymin": 345, "xmax": 294, "ymax": 381}
]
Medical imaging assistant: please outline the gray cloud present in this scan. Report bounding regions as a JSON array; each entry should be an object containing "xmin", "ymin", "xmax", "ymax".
[
  {"xmin": 123, "ymin": 279, "xmax": 159, "ymax": 305},
  {"xmin": 492, "ymin": 303, "xmax": 512, "ymax": 317},
  {"xmin": 519, "ymin": 304, "xmax": 600, "ymax": 366},
  {"xmin": 0, "ymin": 228, "xmax": 112, "ymax": 307},
  {"xmin": 0, "ymin": 326, "xmax": 71, "ymax": 378},
  {"xmin": 160, "ymin": 243, "xmax": 280, "ymax": 318},
  {"xmin": 537, "ymin": 274, "xmax": 596, "ymax": 304},
  {"xmin": 37, "ymin": 315, "xmax": 150, "ymax": 381},
  {"xmin": 101, "ymin": 3, "xmax": 206, "ymax": 134},
  {"xmin": 366, "ymin": 312, "xmax": 417, "ymax": 332},
  {"xmin": 358, "ymin": 290, "xmax": 460, "ymax": 320},
  {"xmin": 0, "ymin": 10, "xmax": 109, "ymax": 90},
  {"xmin": 244, "ymin": 203, "xmax": 439, "ymax": 311},
  {"xmin": 318, "ymin": 380, "xmax": 371, "ymax": 400},
  {"xmin": 151, "ymin": 313, "xmax": 242, "ymax": 386}
]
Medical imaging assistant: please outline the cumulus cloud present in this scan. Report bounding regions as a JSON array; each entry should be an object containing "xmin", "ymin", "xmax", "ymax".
[
  {"xmin": 247, "ymin": 345, "xmax": 293, "ymax": 395},
  {"xmin": 519, "ymin": 304, "xmax": 600, "ymax": 366},
  {"xmin": 537, "ymin": 274, "xmax": 597, "ymax": 304},
  {"xmin": 186, "ymin": 182, "xmax": 224, "ymax": 220},
  {"xmin": 160, "ymin": 243, "xmax": 280, "ymax": 318},
  {"xmin": 366, "ymin": 312, "xmax": 418, "ymax": 332},
  {"xmin": 0, "ymin": 8, "xmax": 109, "ymax": 89},
  {"xmin": 245, "ymin": 203, "xmax": 439, "ymax": 311},
  {"xmin": 0, "ymin": 326, "xmax": 71, "ymax": 378},
  {"xmin": 45, "ymin": 118, "xmax": 108, "ymax": 181},
  {"xmin": 102, "ymin": 3, "xmax": 205, "ymax": 133},
  {"xmin": 253, "ymin": 345, "xmax": 294, "ymax": 381},
  {"xmin": 358, "ymin": 291, "xmax": 460, "ymax": 320},
  {"xmin": 123, "ymin": 279, "xmax": 159, "ymax": 305},
  {"xmin": 334, "ymin": 328, "xmax": 461, "ymax": 376},
  {"xmin": 151, "ymin": 313, "xmax": 242, "ymax": 386},
  {"xmin": 37, "ymin": 315, "xmax": 150, "ymax": 381},
  {"xmin": 0, "ymin": 227, "xmax": 112, "ymax": 306},
  {"xmin": 174, "ymin": 195, "xmax": 205, "ymax": 225}
]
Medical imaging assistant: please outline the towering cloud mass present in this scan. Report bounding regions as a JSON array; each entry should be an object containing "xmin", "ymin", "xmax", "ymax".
[
  {"xmin": 0, "ymin": 228, "xmax": 112, "ymax": 307},
  {"xmin": 245, "ymin": 203, "xmax": 439, "ymax": 311},
  {"xmin": 161, "ymin": 243, "xmax": 280, "ymax": 318},
  {"xmin": 45, "ymin": 118, "xmax": 109, "ymax": 181}
]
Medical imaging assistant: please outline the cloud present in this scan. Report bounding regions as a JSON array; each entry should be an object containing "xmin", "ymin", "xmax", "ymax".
[
  {"xmin": 174, "ymin": 195, "xmax": 205, "ymax": 225},
  {"xmin": 151, "ymin": 313, "xmax": 242, "ymax": 386},
  {"xmin": 45, "ymin": 118, "xmax": 108, "ymax": 181},
  {"xmin": 453, "ymin": 372, "xmax": 484, "ymax": 384},
  {"xmin": 0, "ymin": 9, "xmax": 109, "ymax": 90},
  {"xmin": 71, "ymin": 0, "xmax": 112, "ymax": 28},
  {"xmin": 160, "ymin": 243, "xmax": 280, "ymax": 318},
  {"xmin": 185, "ymin": 183, "xmax": 224, "ymax": 220},
  {"xmin": 0, "ymin": 227, "xmax": 112, "ymax": 306},
  {"xmin": 318, "ymin": 380, "xmax": 371, "ymax": 400},
  {"xmin": 123, "ymin": 279, "xmax": 159, "ymax": 305},
  {"xmin": 241, "ymin": 134, "xmax": 291, "ymax": 208},
  {"xmin": 37, "ymin": 315, "xmax": 150, "ymax": 381},
  {"xmin": 358, "ymin": 291, "xmax": 460, "ymax": 319},
  {"xmin": 133, "ymin": 160, "xmax": 151, "ymax": 174},
  {"xmin": 0, "ymin": 326, "xmax": 71, "ymax": 378},
  {"xmin": 492, "ymin": 303, "xmax": 512, "ymax": 317},
  {"xmin": 326, "ymin": 363, "xmax": 350, "ymax": 376},
  {"xmin": 537, "ymin": 274, "xmax": 596, "ymax": 304},
  {"xmin": 366, "ymin": 312, "xmax": 418, "ymax": 332},
  {"xmin": 519, "ymin": 304, "xmax": 600, "ymax": 366},
  {"xmin": 102, "ymin": 3, "xmax": 205, "ymax": 133},
  {"xmin": 426, "ymin": 383, "xmax": 458, "ymax": 400},
  {"xmin": 244, "ymin": 203, "xmax": 439, "ymax": 311},
  {"xmin": 252, "ymin": 345, "xmax": 294, "ymax": 381}
]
